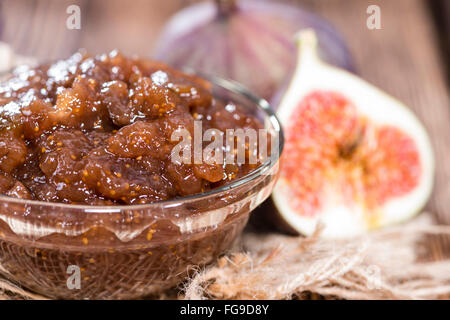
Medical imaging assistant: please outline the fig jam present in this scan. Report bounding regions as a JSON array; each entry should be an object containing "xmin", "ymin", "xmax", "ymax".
[
  {"xmin": 0, "ymin": 51, "xmax": 263, "ymax": 205},
  {"xmin": 0, "ymin": 51, "xmax": 281, "ymax": 300}
]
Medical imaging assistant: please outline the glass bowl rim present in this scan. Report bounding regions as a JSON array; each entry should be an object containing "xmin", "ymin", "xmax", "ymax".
[{"xmin": 0, "ymin": 73, "xmax": 284, "ymax": 211}]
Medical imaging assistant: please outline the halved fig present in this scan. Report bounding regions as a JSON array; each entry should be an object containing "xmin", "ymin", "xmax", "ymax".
[{"xmin": 272, "ymin": 30, "xmax": 434, "ymax": 238}]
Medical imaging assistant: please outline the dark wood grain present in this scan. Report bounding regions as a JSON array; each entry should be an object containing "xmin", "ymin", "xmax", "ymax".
[{"xmin": 429, "ymin": 0, "xmax": 449, "ymax": 82}]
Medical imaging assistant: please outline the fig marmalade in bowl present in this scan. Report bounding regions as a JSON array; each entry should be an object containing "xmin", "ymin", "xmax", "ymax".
[{"xmin": 0, "ymin": 51, "xmax": 282, "ymax": 299}]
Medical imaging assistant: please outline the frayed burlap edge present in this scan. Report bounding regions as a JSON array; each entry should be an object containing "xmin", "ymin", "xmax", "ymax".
[
  {"xmin": 184, "ymin": 215, "xmax": 450, "ymax": 300},
  {"xmin": 1, "ymin": 214, "xmax": 450, "ymax": 300}
]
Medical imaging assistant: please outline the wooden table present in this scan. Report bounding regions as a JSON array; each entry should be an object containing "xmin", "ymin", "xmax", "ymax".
[{"xmin": 0, "ymin": 0, "xmax": 449, "ymax": 276}]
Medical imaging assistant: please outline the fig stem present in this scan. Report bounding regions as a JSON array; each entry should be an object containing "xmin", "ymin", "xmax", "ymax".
[
  {"xmin": 295, "ymin": 29, "xmax": 321, "ymax": 65},
  {"xmin": 215, "ymin": 0, "xmax": 238, "ymax": 17}
]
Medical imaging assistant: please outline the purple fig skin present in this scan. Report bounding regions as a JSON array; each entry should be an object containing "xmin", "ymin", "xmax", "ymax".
[
  {"xmin": 153, "ymin": 0, "xmax": 354, "ymax": 104},
  {"xmin": 248, "ymin": 198, "xmax": 301, "ymax": 236}
]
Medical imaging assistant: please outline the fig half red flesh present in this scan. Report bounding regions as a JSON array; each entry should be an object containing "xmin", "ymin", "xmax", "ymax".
[{"xmin": 272, "ymin": 31, "xmax": 434, "ymax": 237}]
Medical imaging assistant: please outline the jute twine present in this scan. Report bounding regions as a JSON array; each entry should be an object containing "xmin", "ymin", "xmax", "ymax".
[
  {"xmin": 1, "ymin": 214, "xmax": 449, "ymax": 300},
  {"xmin": 185, "ymin": 214, "xmax": 450, "ymax": 300}
]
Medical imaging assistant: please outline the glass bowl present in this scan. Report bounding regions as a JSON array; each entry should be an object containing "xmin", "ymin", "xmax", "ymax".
[{"xmin": 0, "ymin": 75, "xmax": 283, "ymax": 299}]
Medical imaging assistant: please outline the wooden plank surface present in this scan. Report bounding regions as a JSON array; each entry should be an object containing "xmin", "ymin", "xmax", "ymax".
[
  {"xmin": 0, "ymin": 0, "xmax": 448, "ymax": 224},
  {"xmin": 429, "ymin": 0, "xmax": 449, "ymax": 82}
]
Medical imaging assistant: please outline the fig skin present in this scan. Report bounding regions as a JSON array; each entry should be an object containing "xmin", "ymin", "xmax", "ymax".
[{"xmin": 248, "ymin": 198, "xmax": 300, "ymax": 236}]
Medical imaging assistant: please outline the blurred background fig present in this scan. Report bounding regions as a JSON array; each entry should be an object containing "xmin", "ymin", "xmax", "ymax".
[
  {"xmin": 272, "ymin": 30, "xmax": 434, "ymax": 238},
  {"xmin": 154, "ymin": 0, "xmax": 354, "ymax": 102}
]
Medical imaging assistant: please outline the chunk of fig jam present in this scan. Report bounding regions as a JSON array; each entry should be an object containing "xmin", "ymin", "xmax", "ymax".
[{"xmin": 0, "ymin": 51, "xmax": 263, "ymax": 204}]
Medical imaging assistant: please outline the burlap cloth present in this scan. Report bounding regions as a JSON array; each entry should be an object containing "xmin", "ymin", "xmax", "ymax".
[{"xmin": 1, "ymin": 213, "xmax": 450, "ymax": 300}]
